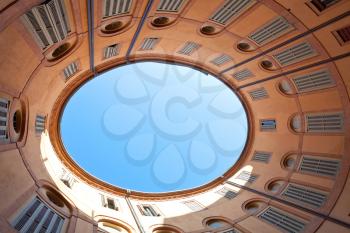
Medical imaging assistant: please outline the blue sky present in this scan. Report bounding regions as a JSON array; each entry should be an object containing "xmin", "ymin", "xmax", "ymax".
[{"xmin": 60, "ymin": 62, "xmax": 248, "ymax": 193}]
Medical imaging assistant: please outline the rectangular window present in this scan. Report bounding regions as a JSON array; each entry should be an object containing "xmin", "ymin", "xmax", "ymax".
[
  {"xmin": 216, "ymin": 187, "xmax": 238, "ymax": 199},
  {"xmin": 210, "ymin": 54, "xmax": 232, "ymax": 66},
  {"xmin": 107, "ymin": 198, "xmax": 116, "ymax": 209},
  {"xmin": 260, "ymin": 119, "xmax": 276, "ymax": 130},
  {"xmin": 258, "ymin": 207, "xmax": 306, "ymax": 233},
  {"xmin": 137, "ymin": 204, "xmax": 160, "ymax": 216},
  {"xmin": 273, "ymin": 42, "xmax": 317, "ymax": 66},
  {"xmin": 232, "ymin": 69, "xmax": 254, "ymax": 81},
  {"xmin": 100, "ymin": 194, "xmax": 119, "ymax": 211},
  {"xmin": 309, "ymin": 0, "xmax": 340, "ymax": 12},
  {"xmin": 139, "ymin": 38, "xmax": 159, "ymax": 51},
  {"xmin": 103, "ymin": 0, "xmax": 132, "ymax": 18},
  {"xmin": 177, "ymin": 41, "xmax": 201, "ymax": 56},
  {"xmin": 63, "ymin": 61, "xmax": 78, "ymax": 81},
  {"xmin": 35, "ymin": 115, "xmax": 46, "ymax": 135},
  {"xmin": 248, "ymin": 16, "xmax": 294, "ymax": 46},
  {"xmin": 60, "ymin": 169, "xmax": 76, "ymax": 188},
  {"xmin": 157, "ymin": 0, "xmax": 185, "ymax": 12},
  {"xmin": 0, "ymin": 97, "xmax": 10, "ymax": 142},
  {"xmin": 292, "ymin": 69, "xmax": 335, "ymax": 93},
  {"xmin": 249, "ymin": 88, "xmax": 268, "ymax": 100},
  {"xmin": 282, "ymin": 183, "xmax": 328, "ymax": 208},
  {"xmin": 298, "ymin": 155, "xmax": 340, "ymax": 177},
  {"xmin": 305, "ymin": 112, "xmax": 343, "ymax": 133},
  {"xmin": 103, "ymin": 44, "xmax": 120, "ymax": 59},
  {"xmin": 12, "ymin": 197, "xmax": 64, "ymax": 233},
  {"xmin": 183, "ymin": 200, "xmax": 205, "ymax": 211},
  {"xmin": 333, "ymin": 25, "xmax": 350, "ymax": 45},
  {"xmin": 210, "ymin": 0, "xmax": 256, "ymax": 25},
  {"xmin": 22, "ymin": 0, "xmax": 70, "ymax": 49},
  {"xmin": 236, "ymin": 170, "xmax": 258, "ymax": 183},
  {"xmin": 252, "ymin": 151, "xmax": 271, "ymax": 163}
]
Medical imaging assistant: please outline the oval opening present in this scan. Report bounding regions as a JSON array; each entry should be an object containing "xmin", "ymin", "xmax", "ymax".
[
  {"xmin": 103, "ymin": 21, "xmax": 124, "ymax": 33},
  {"xmin": 237, "ymin": 42, "xmax": 252, "ymax": 52},
  {"xmin": 279, "ymin": 80, "xmax": 294, "ymax": 95},
  {"xmin": 60, "ymin": 62, "xmax": 249, "ymax": 193},
  {"xmin": 46, "ymin": 191, "xmax": 65, "ymax": 208},
  {"xmin": 153, "ymin": 227, "xmax": 179, "ymax": 233},
  {"xmin": 268, "ymin": 181, "xmax": 282, "ymax": 192},
  {"xmin": 13, "ymin": 110, "xmax": 22, "ymax": 134},
  {"xmin": 52, "ymin": 42, "xmax": 71, "ymax": 58},
  {"xmin": 245, "ymin": 201, "xmax": 262, "ymax": 214},
  {"xmin": 200, "ymin": 25, "xmax": 216, "ymax": 35},
  {"xmin": 207, "ymin": 219, "xmax": 231, "ymax": 229},
  {"xmin": 261, "ymin": 60, "xmax": 274, "ymax": 70},
  {"xmin": 152, "ymin": 17, "xmax": 170, "ymax": 27},
  {"xmin": 284, "ymin": 157, "xmax": 296, "ymax": 169},
  {"xmin": 98, "ymin": 222, "xmax": 130, "ymax": 233}
]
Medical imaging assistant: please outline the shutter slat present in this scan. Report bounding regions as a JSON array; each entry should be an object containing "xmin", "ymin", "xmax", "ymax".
[
  {"xmin": 282, "ymin": 184, "xmax": 327, "ymax": 208},
  {"xmin": 216, "ymin": 187, "xmax": 238, "ymax": 199},
  {"xmin": 232, "ymin": 69, "xmax": 253, "ymax": 81},
  {"xmin": 13, "ymin": 198, "xmax": 64, "ymax": 233},
  {"xmin": 306, "ymin": 112, "xmax": 343, "ymax": 133},
  {"xmin": 299, "ymin": 156, "xmax": 340, "ymax": 177},
  {"xmin": 252, "ymin": 151, "xmax": 271, "ymax": 163},
  {"xmin": 210, "ymin": 54, "xmax": 232, "ymax": 66},
  {"xmin": 273, "ymin": 42, "xmax": 316, "ymax": 66},
  {"xmin": 259, "ymin": 207, "xmax": 306, "ymax": 233},
  {"xmin": 140, "ymin": 38, "xmax": 159, "ymax": 50},
  {"xmin": 249, "ymin": 16, "xmax": 293, "ymax": 45},
  {"xmin": 177, "ymin": 42, "xmax": 200, "ymax": 55},
  {"xmin": 249, "ymin": 88, "xmax": 268, "ymax": 100},
  {"xmin": 210, "ymin": 0, "xmax": 255, "ymax": 25},
  {"xmin": 23, "ymin": 0, "xmax": 70, "ymax": 49},
  {"xmin": 104, "ymin": 0, "xmax": 131, "ymax": 17},
  {"xmin": 157, "ymin": 0, "xmax": 184, "ymax": 12}
]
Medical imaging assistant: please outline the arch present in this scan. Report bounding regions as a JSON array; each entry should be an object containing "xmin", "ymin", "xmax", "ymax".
[
  {"xmin": 236, "ymin": 40, "xmax": 257, "ymax": 53},
  {"xmin": 37, "ymin": 179, "xmax": 78, "ymax": 217},
  {"xmin": 100, "ymin": 19, "xmax": 133, "ymax": 35},
  {"xmin": 281, "ymin": 153, "xmax": 299, "ymax": 171},
  {"xmin": 259, "ymin": 58, "xmax": 280, "ymax": 72},
  {"xmin": 289, "ymin": 113, "xmax": 304, "ymax": 133},
  {"xmin": 47, "ymin": 58, "xmax": 253, "ymax": 200},
  {"xmin": 151, "ymin": 224, "xmax": 184, "ymax": 233},
  {"xmin": 265, "ymin": 178, "xmax": 287, "ymax": 194},
  {"xmin": 207, "ymin": 220, "xmax": 230, "ymax": 230},
  {"xmin": 95, "ymin": 216, "xmax": 135, "ymax": 233},
  {"xmin": 242, "ymin": 199, "xmax": 268, "ymax": 215},
  {"xmin": 278, "ymin": 79, "xmax": 296, "ymax": 96}
]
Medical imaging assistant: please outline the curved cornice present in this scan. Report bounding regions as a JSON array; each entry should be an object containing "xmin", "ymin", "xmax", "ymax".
[{"xmin": 48, "ymin": 56, "xmax": 254, "ymax": 200}]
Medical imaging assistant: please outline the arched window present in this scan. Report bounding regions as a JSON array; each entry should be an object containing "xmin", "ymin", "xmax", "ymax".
[
  {"xmin": 278, "ymin": 80, "xmax": 295, "ymax": 95},
  {"xmin": 153, "ymin": 228, "xmax": 180, "ymax": 233},
  {"xmin": 290, "ymin": 114, "xmax": 302, "ymax": 133},
  {"xmin": 282, "ymin": 154, "xmax": 297, "ymax": 170},
  {"xmin": 243, "ymin": 200, "xmax": 266, "ymax": 215},
  {"xmin": 267, "ymin": 180, "xmax": 285, "ymax": 193},
  {"xmin": 98, "ymin": 221, "xmax": 130, "ymax": 233},
  {"xmin": 206, "ymin": 219, "xmax": 231, "ymax": 229}
]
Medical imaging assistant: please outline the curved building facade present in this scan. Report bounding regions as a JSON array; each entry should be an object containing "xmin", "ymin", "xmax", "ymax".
[{"xmin": 0, "ymin": 0, "xmax": 350, "ymax": 232}]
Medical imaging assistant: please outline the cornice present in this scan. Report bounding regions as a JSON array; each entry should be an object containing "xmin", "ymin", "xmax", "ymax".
[{"xmin": 48, "ymin": 56, "xmax": 254, "ymax": 200}]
